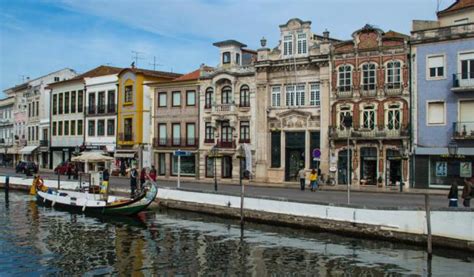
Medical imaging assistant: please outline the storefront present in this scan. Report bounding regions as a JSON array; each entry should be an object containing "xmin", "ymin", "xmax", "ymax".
[
  {"xmin": 171, "ymin": 153, "xmax": 197, "ymax": 177},
  {"xmin": 414, "ymin": 154, "xmax": 474, "ymax": 188},
  {"xmin": 360, "ymin": 147, "xmax": 378, "ymax": 185}
]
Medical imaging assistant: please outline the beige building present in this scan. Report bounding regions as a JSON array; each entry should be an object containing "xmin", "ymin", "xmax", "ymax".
[
  {"xmin": 254, "ymin": 18, "xmax": 336, "ymax": 183},
  {"xmin": 198, "ymin": 40, "xmax": 257, "ymax": 182}
]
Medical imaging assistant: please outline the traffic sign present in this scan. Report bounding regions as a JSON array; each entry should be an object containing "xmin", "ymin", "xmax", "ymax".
[
  {"xmin": 174, "ymin": 150, "xmax": 191, "ymax": 156},
  {"xmin": 312, "ymin": 148, "xmax": 321, "ymax": 158}
]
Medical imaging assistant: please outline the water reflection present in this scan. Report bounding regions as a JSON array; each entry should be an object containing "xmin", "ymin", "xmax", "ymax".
[{"xmin": 0, "ymin": 191, "xmax": 472, "ymax": 276}]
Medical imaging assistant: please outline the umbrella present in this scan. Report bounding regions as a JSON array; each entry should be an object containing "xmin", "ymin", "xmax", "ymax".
[{"xmin": 71, "ymin": 152, "xmax": 114, "ymax": 162}]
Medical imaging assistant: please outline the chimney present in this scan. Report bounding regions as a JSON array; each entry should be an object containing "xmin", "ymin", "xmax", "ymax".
[{"xmin": 323, "ymin": 29, "xmax": 330, "ymax": 41}]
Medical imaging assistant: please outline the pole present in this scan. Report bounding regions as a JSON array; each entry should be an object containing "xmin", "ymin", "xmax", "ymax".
[
  {"xmin": 424, "ymin": 194, "xmax": 432, "ymax": 258},
  {"xmin": 177, "ymin": 155, "xmax": 181, "ymax": 189},
  {"xmin": 57, "ymin": 171, "xmax": 61, "ymax": 190},
  {"xmin": 5, "ymin": 175, "xmax": 9, "ymax": 205},
  {"xmin": 214, "ymin": 155, "xmax": 217, "ymax": 191},
  {"xmin": 240, "ymin": 164, "xmax": 245, "ymax": 227},
  {"xmin": 347, "ymin": 129, "xmax": 351, "ymax": 204}
]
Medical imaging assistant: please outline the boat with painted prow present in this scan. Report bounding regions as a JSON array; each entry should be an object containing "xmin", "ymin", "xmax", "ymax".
[{"xmin": 36, "ymin": 183, "xmax": 158, "ymax": 216}]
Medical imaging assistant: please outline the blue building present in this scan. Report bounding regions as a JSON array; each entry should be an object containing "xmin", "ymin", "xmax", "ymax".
[{"xmin": 411, "ymin": 0, "xmax": 474, "ymax": 188}]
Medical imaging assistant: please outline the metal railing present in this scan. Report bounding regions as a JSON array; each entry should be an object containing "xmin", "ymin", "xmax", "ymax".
[
  {"xmin": 336, "ymin": 86, "xmax": 353, "ymax": 98},
  {"xmin": 216, "ymin": 139, "xmax": 236, "ymax": 149},
  {"xmin": 86, "ymin": 104, "xmax": 117, "ymax": 115},
  {"xmin": 453, "ymin": 121, "xmax": 474, "ymax": 139},
  {"xmin": 118, "ymin": 132, "xmax": 134, "ymax": 142},
  {"xmin": 452, "ymin": 73, "xmax": 474, "ymax": 89},
  {"xmin": 152, "ymin": 137, "xmax": 199, "ymax": 148},
  {"xmin": 384, "ymin": 83, "xmax": 403, "ymax": 96},
  {"xmin": 213, "ymin": 103, "xmax": 236, "ymax": 112},
  {"xmin": 39, "ymin": 140, "xmax": 49, "ymax": 147},
  {"xmin": 329, "ymin": 126, "xmax": 408, "ymax": 139}
]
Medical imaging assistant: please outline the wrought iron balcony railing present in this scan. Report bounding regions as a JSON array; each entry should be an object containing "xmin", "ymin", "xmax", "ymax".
[
  {"xmin": 152, "ymin": 137, "xmax": 199, "ymax": 148},
  {"xmin": 384, "ymin": 83, "xmax": 403, "ymax": 96},
  {"xmin": 453, "ymin": 121, "xmax": 474, "ymax": 139},
  {"xmin": 336, "ymin": 86, "xmax": 353, "ymax": 98},
  {"xmin": 452, "ymin": 72, "xmax": 474, "ymax": 91}
]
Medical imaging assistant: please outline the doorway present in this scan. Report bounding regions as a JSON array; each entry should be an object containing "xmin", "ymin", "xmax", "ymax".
[
  {"xmin": 386, "ymin": 149, "xmax": 401, "ymax": 186},
  {"xmin": 285, "ymin": 132, "xmax": 305, "ymax": 181},
  {"xmin": 360, "ymin": 147, "xmax": 377, "ymax": 185},
  {"xmin": 337, "ymin": 149, "xmax": 352, "ymax": 185},
  {"xmin": 221, "ymin": 156, "xmax": 232, "ymax": 178}
]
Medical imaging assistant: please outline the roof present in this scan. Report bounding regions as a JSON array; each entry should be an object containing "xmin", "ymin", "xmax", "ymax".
[
  {"xmin": 279, "ymin": 18, "xmax": 312, "ymax": 28},
  {"xmin": 384, "ymin": 30, "xmax": 410, "ymax": 39},
  {"xmin": 213, "ymin": 40, "xmax": 247, "ymax": 48},
  {"xmin": 118, "ymin": 67, "xmax": 181, "ymax": 79},
  {"xmin": 438, "ymin": 0, "xmax": 474, "ymax": 16},
  {"xmin": 3, "ymin": 68, "xmax": 76, "ymax": 93},
  {"xmin": 48, "ymin": 65, "xmax": 123, "ymax": 87},
  {"xmin": 148, "ymin": 66, "xmax": 213, "ymax": 85}
]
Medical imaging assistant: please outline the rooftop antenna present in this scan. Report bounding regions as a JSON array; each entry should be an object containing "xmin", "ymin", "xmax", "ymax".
[
  {"xmin": 149, "ymin": 56, "xmax": 163, "ymax": 71},
  {"xmin": 131, "ymin": 50, "xmax": 145, "ymax": 67}
]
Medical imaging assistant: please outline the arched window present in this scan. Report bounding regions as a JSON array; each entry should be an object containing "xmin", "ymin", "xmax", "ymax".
[
  {"xmin": 338, "ymin": 65, "xmax": 352, "ymax": 92},
  {"xmin": 362, "ymin": 63, "xmax": 376, "ymax": 91},
  {"xmin": 221, "ymin": 86, "xmax": 231, "ymax": 104},
  {"xmin": 205, "ymin": 87, "xmax": 213, "ymax": 109},
  {"xmin": 386, "ymin": 61, "xmax": 402, "ymax": 89},
  {"xmin": 240, "ymin": 85, "xmax": 250, "ymax": 107},
  {"xmin": 338, "ymin": 106, "xmax": 352, "ymax": 130},
  {"xmin": 387, "ymin": 103, "xmax": 401, "ymax": 130}
]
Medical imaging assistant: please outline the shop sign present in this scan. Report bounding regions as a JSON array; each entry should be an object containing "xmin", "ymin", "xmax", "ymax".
[
  {"xmin": 435, "ymin": 161, "xmax": 447, "ymax": 177},
  {"xmin": 460, "ymin": 162, "xmax": 472, "ymax": 178}
]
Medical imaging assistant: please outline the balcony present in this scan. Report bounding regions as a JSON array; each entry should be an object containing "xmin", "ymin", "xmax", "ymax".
[
  {"xmin": 213, "ymin": 103, "xmax": 236, "ymax": 113},
  {"xmin": 384, "ymin": 83, "xmax": 403, "ymax": 96},
  {"xmin": 86, "ymin": 104, "xmax": 117, "ymax": 116},
  {"xmin": 360, "ymin": 86, "xmax": 377, "ymax": 97},
  {"xmin": 336, "ymin": 86, "xmax": 353, "ymax": 98},
  {"xmin": 118, "ymin": 132, "xmax": 134, "ymax": 142},
  {"xmin": 452, "ymin": 73, "xmax": 474, "ymax": 92},
  {"xmin": 216, "ymin": 139, "xmax": 236, "ymax": 149},
  {"xmin": 453, "ymin": 122, "xmax": 474, "ymax": 140},
  {"xmin": 152, "ymin": 137, "xmax": 198, "ymax": 148},
  {"xmin": 329, "ymin": 126, "xmax": 409, "ymax": 140},
  {"xmin": 39, "ymin": 140, "xmax": 49, "ymax": 147}
]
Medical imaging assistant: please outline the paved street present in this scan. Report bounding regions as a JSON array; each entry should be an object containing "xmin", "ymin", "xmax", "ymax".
[{"xmin": 1, "ymin": 166, "xmax": 455, "ymax": 209}]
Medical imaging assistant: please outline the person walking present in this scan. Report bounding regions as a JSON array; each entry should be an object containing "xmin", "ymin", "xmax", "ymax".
[
  {"xmin": 120, "ymin": 161, "xmax": 126, "ymax": 177},
  {"xmin": 130, "ymin": 167, "xmax": 138, "ymax": 198},
  {"xmin": 447, "ymin": 183, "xmax": 458, "ymax": 207},
  {"xmin": 102, "ymin": 168, "xmax": 110, "ymax": 182},
  {"xmin": 140, "ymin": 167, "xmax": 147, "ymax": 188},
  {"xmin": 298, "ymin": 168, "xmax": 306, "ymax": 191},
  {"xmin": 67, "ymin": 162, "xmax": 72, "ymax": 180},
  {"xmin": 461, "ymin": 178, "xmax": 473, "ymax": 207},
  {"xmin": 309, "ymin": 169, "xmax": 318, "ymax": 192},
  {"xmin": 149, "ymin": 165, "xmax": 157, "ymax": 182}
]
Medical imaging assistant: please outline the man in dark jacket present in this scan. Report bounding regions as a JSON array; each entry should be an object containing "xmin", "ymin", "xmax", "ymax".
[
  {"xmin": 130, "ymin": 167, "xmax": 138, "ymax": 198},
  {"xmin": 461, "ymin": 178, "xmax": 473, "ymax": 207}
]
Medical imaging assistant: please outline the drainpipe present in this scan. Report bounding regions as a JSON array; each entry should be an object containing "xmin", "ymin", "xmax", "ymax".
[{"xmin": 408, "ymin": 46, "xmax": 414, "ymax": 188}]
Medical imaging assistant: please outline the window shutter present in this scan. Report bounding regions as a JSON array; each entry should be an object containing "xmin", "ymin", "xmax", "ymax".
[{"xmin": 428, "ymin": 56, "xmax": 443, "ymax": 68}]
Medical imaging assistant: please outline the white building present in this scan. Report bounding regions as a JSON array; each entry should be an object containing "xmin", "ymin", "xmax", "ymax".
[{"xmin": 0, "ymin": 96, "xmax": 15, "ymax": 165}]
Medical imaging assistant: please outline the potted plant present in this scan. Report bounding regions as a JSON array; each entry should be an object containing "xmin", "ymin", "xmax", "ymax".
[{"xmin": 377, "ymin": 176, "xmax": 383, "ymax": 187}]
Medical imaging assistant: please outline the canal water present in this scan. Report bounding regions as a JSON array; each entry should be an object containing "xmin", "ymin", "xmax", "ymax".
[{"xmin": 1, "ymin": 191, "xmax": 472, "ymax": 276}]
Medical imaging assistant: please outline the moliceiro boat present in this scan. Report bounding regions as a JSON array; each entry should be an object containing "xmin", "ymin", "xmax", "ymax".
[{"xmin": 36, "ymin": 183, "xmax": 158, "ymax": 216}]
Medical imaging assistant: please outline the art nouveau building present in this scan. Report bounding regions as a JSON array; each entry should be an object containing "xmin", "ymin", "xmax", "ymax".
[
  {"xmin": 328, "ymin": 25, "xmax": 410, "ymax": 187},
  {"xmin": 198, "ymin": 40, "xmax": 257, "ymax": 182},
  {"xmin": 255, "ymin": 18, "xmax": 335, "ymax": 183}
]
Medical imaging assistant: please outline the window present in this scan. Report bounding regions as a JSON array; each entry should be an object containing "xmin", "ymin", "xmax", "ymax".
[
  {"xmin": 271, "ymin": 86, "xmax": 281, "ymax": 107},
  {"xmin": 98, "ymin": 91, "xmax": 105, "ymax": 113},
  {"xmin": 427, "ymin": 55, "xmax": 444, "ymax": 78},
  {"xmin": 240, "ymin": 121, "xmax": 250, "ymax": 143},
  {"xmin": 240, "ymin": 85, "xmax": 250, "ymax": 107},
  {"xmin": 124, "ymin": 85, "xmax": 133, "ymax": 103},
  {"xmin": 172, "ymin": 123, "xmax": 180, "ymax": 145},
  {"xmin": 78, "ymin": 90, "xmax": 83, "ymax": 113},
  {"xmin": 186, "ymin": 123, "xmax": 195, "ymax": 145},
  {"xmin": 172, "ymin": 91, "xmax": 181, "ymax": 107},
  {"xmin": 53, "ymin": 95, "xmax": 57, "ymax": 115},
  {"xmin": 205, "ymin": 122, "xmax": 214, "ymax": 142},
  {"xmin": 362, "ymin": 105, "xmax": 376, "ymax": 130},
  {"xmin": 35, "ymin": 126, "xmax": 39, "ymax": 140},
  {"xmin": 236, "ymin": 53, "xmax": 240, "ymax": 65},
  {"xmin": 52, "ymin": 122, "xmax": 57, "ymax": 136},
  {"xmin": 338, "ymin": 65, "xmax": 352, "ymax": 91},
  {"xmin": 71, "ymin": 120, "xmax": 76, "ymax": 136},
  {"xmin": 460, "ymin": 52, "xmax": 474, "ymax": 80},
  {"xmin": 107, "ymin": 90, "xmax": 115, "ymax": 113},
  {"xmin": 283, "ymin": 35, "xmax": 293, "ymax": 56},
  {"xmin": 65, "ymin": 92, "xmax": 70, "ymax": 114},
  {"xmin": 387, "ymin": 104, "xmax": 401, "ymax": 130},
  {"xmin": 386, "ymin": 61, "xmax": 401, "ymax": 88},
  {"xmin": 427, "ymin": 102, "xmax": 445, "ymax": 125},
  {"xmin": 285, "ymin": 85, "xmax": 295, "ymax": 107},
  {"xmin": 221, "ymin": 121, "xmax": 232, "ymax": 143},
  {"xmin": 158, "ymin": 123, "xmax": 167, "ymax": 145},
  {"xmin": 310, "ymin": 83, "xmax": 320, "ymax": 106},
  {"xmin": 64, "ymin": 121, "xmax": 69, "ymax": 136},
  {"xmin": 88, "ymin": 120, "xmax": 95, "ymax": 136},
  {"xmin": 285, "ymin": 84, "xmax": 305, "ymax": 107},
  {"xmin": 271, "ymin": 132, "xmax": 281, "ymax": 168},
  {"xmin": 338, "ymin": 106, "xmax": 352, "ymax": 130},
  {"xmin": 362, "ymin": 63, "xmax": 376, "ymax": 91},
  {"xmin": 97, "ymin": 120, "xmax": 105, "ymax": 136},
  {"xmin": 297, "ymin": 33, "xmax": 307, "ymax": 55},
  {"xmin": 58, "ymin": 121, "xmax": 63, "ymax": 136},
  {"xmin": 71, "ymin": 91, "xmax": 76, "ymax": 113},
  {"xmin": 295, "ymin": 84, "xmax": 305, "ymax": 106},
  {"xmin": 28, "ymin": 127, "xmax": 31, "ymax": 141},
  {"xmin": 107, "ymin": 119, "xmax": 115, "ymax": 136},
  {"xmin": 172, "ymin": 154, "xmax": 196, "ymax": 176},
  {"xmin": 221, "ymin": 86, "xmax": 231, "ymax": 104},
  {"xmin": 206, "ymin": 156, "xmax": 214, "ymax": 178},
  {"xmin": 158, "ymin": 153, "xmax": 166, "ymax": 176},
  {"xmin": 186, "ymin": 90, "xmax": 196, "ymax": 106},
  {"xmin": 28, "ymin": 103, "xmax": 31, "ymax": 117},
  {"xmin": 158, "ymin": 92, "xmax": 167, "ymax": 107},
  {"xmin": 222, "ymin": 52, "xmax": 231, "ymax": 64},
  {"xmin": 77, "ymin": 120, "xmax": 83, "ymax": 136},
  {"xmin": 54, "ymin": 77, "xmax": 60, "ymax": 82},
  {"xmin": 88, "ymin": 93, "xmax": 96, "ymax": 114},
  {"xmin": 205, "ymin": 88, "xmax": 213, "ymax": 109},
  {"xmin": 58, "ymin": 93, "xmax": 63, "ymax": 114},
  {"xmin": 124, "ymin": 118, "xmax": 133, "ymax": 141}
]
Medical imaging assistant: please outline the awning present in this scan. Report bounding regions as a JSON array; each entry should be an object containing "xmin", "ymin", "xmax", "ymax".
[
  {"xmin": 114, "ymin": 152, "xmax": 136, "ymax": 158},
  {"xmin": 71, "ymin": 151, "xmax": 114, "ymax": 162},
  {"xmin": 19, "ymin": 145, "xmax": 39, "ymax": 155}
]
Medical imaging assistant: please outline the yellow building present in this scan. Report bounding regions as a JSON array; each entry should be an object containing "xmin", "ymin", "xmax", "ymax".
[{"xmin": 115, "ymin": 67, "xmax": 180, "ymax": 169}]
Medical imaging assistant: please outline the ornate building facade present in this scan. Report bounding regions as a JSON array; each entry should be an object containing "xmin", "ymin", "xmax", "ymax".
[
  {"xmin": 255, "ymin": 18, "xmax": 334, "ymax": 183},
  {"xmin": 328, "ymin": 25, "xmax": 410, "ymax": 187}
]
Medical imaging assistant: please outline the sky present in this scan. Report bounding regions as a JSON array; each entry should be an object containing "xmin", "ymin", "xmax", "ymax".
[{"xmin": 0, "ymin": 0, "xmax": 450, "ymax": 95}]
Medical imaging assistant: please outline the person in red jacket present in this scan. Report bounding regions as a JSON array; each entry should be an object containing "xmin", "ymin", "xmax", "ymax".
[{"xmin": 149, "ymin": 165, "xmax": 157, "ymax": 182}]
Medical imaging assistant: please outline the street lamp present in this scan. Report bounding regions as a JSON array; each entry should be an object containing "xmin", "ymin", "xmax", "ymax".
[
  {"xmin": 448, "ymin": 141, "xmax": 458, "ymax": 157},
  {"xmin": 342, "ymin": 114, "xmax": 353, "ymax": 204},
  {"xmin": 210, "ymin": 145, "xmax": 219, "ymax": 191},
  {"xmin": 399, "ymin": 143, "xmax": 409, "ymax": 192}
]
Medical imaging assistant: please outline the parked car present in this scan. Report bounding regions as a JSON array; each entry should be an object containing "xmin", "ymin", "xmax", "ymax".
[
  {"xmin": 15, "ymin": 161, "xmax": 38, "ymax": 175},
  {"xmin": 54, "ymin": 162, "xmax": 72, "ymax": 175}
]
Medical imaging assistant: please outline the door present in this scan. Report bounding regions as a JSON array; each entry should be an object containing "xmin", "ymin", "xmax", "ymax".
[
  {"xmin": 221, "ymin": 156, "xmax": 232, "ymax": 178},
  {"xmin": 285, "ymin": 132, "xmax": 305, "ymax": 181},
  {"xmin": 338, "ymin": 149, "xmax": 352, "ymax": 185},
  {"xmin": 459, "ymin": 52, "xmax": 474, "ymax": 87},
  {"xmin": 459, "ymin": 100, "xmax": 474, "ymax": 135},
  {"xmin": 360, "ymin": 147, "xmax": 377, "ymax": 185}
]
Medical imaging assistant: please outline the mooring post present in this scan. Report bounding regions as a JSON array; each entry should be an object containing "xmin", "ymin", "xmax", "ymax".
[
  {"xmin": 57, "ymin": 172, "xmax": 60, "ymax": 190},
  {"xmin": 424, "ymin": 194, "xmax": 432, "ymax": 258},
  {"xmin": 240, "ymin": 168, "xmax": 244, "ymax": 226},
  {"xmin": 5, "ymin": 175, "xmax": 9, "ymax": 204}
]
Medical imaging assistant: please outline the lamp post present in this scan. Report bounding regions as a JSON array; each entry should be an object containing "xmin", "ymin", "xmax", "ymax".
[
  {"xmin": 210, "ymin": 145, "xmax": 218, "ymax": 191},
  {"xmin": 448, "ymin": 141, "xmax": 458, "ymax": 157},
  {"xmin": 342, "ymin": 114, "xmax": 353, "ymax": 205},
  {"xmin": 399, "ymin": 143, "xmax": 409, "ymax": 192}
]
